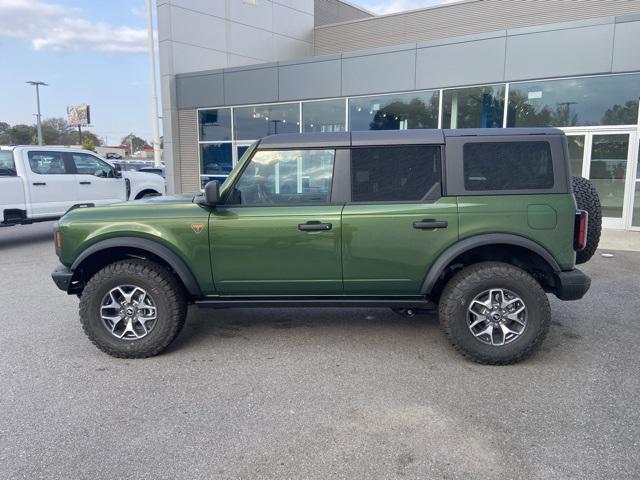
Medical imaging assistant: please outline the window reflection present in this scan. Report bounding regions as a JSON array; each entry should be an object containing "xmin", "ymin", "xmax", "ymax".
[
  {"xmin": 302, "ymin": 99, "xmax": 345, "ymax": 133},
  {"xmin": 231, "ymin": 149, "xmax": 335, "ymax": 205},
  {"xmin": 589, "ymin": 134, "xmax": 629, "ymax": 218},
  {"xmin": 349, "ymin": 91, "xmax": 439, "ymax": 131},
  {"xmin": 508, "ymin": 74, "xmax": 640, "ymax": 127},
  {"xmin": 234, "ymin": 104, "xmax": 300, "ymax": 140},
  {"xmin": 567, "ymin": 135, "xmax": 586, "ymax": 177},
  {"xmin": 201, "ymin": 143, "xmax": 233, "ymax": 176},
  {"xmin": 442, "ymin": 85, "xmax": 505, "ymax": 128},
  {"xmin": 199, "ymin": 108, "xmax": 232, "ymax": 141}
]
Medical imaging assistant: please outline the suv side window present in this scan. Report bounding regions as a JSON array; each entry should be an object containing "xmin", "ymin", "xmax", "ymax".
[
  {"xmin": 231, "ymin": 149, "xmax": 335, "ymax": 205},
  {"xmin": 71, "ymin": 153, "xmax": 115, "ymax": 178},
  {"xmin": 350, "ymin": 146, "xmax": 441, "ymax": 202},
  {"xmin": 27, "ymin": 151, "xmax": 69, "ymax": 175},
  {"xmin": 463, "ymin": 141, "xmax": 554, "ymax": 191}
]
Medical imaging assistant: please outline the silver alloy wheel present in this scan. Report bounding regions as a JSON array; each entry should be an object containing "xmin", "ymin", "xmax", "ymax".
[
  {"xmin": 100, "ymin": 285, "xmax": 157, "ymax": 340},
  {"xmin": 467, "ymin": 288, "xmax": 527, "ymax": 346}
]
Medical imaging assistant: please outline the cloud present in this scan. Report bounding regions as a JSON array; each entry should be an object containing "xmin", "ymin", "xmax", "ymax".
[
  {"xmin": 362, "ymin": 0, "xmax": 462, "ymax": 15},
  {"xmin": 0, "ymin": 0, "xmax": 148, "ymax": 53}
]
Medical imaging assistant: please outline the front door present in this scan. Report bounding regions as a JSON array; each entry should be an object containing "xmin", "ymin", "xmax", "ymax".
[
  {"xmin": 565, "ymin": 129, "xmax": 637, "ymax": 229},
  {"xmin": 210, "ymin": 147, "xmax": 343, "ymax": 295},
  {"xmin": 25, "ymin": 150, "xmax": 79, "ymax": 218},
  {"xmin": 68, "ymin": 152, "xmax": 126, "ymax": 205},
  {"xmin": 341, "ymin": 145, "xmax": 458, "ymax": 295}
]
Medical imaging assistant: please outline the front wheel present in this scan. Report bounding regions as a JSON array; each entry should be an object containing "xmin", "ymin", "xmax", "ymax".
[
  {"xmin": 438, "ymin": 262, "xmax": 550, "ymax": 365},
  {"xmin": 79, "ymin": 259, "xmax": 187, "ymax": 358}
]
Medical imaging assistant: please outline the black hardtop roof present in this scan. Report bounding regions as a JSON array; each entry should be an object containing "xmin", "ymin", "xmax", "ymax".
[{"xmin": 257, "ymin": 128, "xmax": 564, "ymax": 149}]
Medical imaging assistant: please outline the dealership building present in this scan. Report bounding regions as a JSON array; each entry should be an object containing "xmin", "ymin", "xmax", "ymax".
[{"xmin": 158, "ymin": 0, "xmax": 640, "ymax": 230}]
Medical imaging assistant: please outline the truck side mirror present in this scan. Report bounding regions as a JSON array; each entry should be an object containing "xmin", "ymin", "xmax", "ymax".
[{"xmin": 204, "ymin": 180, "xmax": 220, "ymax": 205}]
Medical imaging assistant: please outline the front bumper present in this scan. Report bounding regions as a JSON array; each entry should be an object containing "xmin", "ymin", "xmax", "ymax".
[
  {"xmin": 554, "ymin": 269, "xmax": 591, "ymax": 301},
  {"xmin": 51, "ymin": 265, "xmax": 74, "ymax": 292}
]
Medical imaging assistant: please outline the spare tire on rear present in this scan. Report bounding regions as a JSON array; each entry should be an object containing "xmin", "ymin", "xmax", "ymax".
[{"xmin": 571, "ymin": 176, "xmax": 601, "ymax": 264}]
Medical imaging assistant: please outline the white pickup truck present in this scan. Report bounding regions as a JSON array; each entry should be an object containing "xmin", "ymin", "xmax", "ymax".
[{"xmin": 0, "ymin": 146, "xmax": 165, "ymax": 226}]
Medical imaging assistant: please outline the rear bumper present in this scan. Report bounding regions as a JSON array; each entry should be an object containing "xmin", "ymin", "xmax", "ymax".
[
  {"xmin": 51, "ymin": 265, "xmax": 73, "ymax": 292},
  {"xmin": 554, "ymin": 269, "xmax": 591, "ymax": 301}
]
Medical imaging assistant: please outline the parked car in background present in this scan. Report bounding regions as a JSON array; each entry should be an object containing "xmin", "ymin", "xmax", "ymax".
[
  {"xmin": 138, "ymin": 166, "xmax": 165, "ymax": 178},
  {"xmin": 0, "ymin": 146, "xmax": 165, "ymax": 227}
]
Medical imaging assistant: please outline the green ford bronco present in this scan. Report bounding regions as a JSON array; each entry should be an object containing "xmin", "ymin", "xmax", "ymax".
[{"xmin": 52, "ymin": 128, "xmax": 600, "ymax": 364}]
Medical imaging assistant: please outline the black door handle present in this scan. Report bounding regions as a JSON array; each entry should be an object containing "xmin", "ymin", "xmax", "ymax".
[
  {"xmin": 32, "ymin": 182, "xmax": 46, "ymax": 186},
  {"xmin": 298, "ymin": 222, "xmax": 332, "ymax": 231},
  {"xmin": 79, "ymin": 181, "xmax": 92, "ymax": 185},
  {"xmin": 413, "ymin": 220, "xmax": 448, "ymax": 230}
]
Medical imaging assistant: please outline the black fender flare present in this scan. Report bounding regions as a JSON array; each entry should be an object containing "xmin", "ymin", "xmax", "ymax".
[
  {"xmin": 71, "ymin": 237, "xmax": 202, "ymax": 297},
  {"xmin": 420, "ymin": 234, "xmax": 561, "ymax": 295}
]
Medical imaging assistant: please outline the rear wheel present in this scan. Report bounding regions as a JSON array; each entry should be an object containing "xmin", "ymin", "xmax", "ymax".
[
  {"xmin": 439, "ymin": 262, "xmax": 550, "ymax": 365},
  {"xmin": 571, "ymin": 176, "xmax": 601, "ymax": 264},
  {"xmin": 79, "ymin": 259, "xmax": 187, "ymax": 358}
]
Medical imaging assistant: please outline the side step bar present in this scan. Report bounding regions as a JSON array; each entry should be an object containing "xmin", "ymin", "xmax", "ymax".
[{"xmin": 195, "ymin": 298, "xmax": 435, "ymax": 309}]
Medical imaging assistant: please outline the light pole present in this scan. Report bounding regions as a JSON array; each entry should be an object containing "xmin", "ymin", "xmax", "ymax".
[
  {"xmin": 26, "ymin": 81, "xmax": 48, "ymax": 145},
  {"xmin": 145, "ymin": 0, "xmax": 162, "ymax": 167}
]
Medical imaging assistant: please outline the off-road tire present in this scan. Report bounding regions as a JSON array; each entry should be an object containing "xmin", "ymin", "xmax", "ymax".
[
  {"xmin": 571, "ymin": 176, "xmax": 601, "ymax": 264},
  {"xmin": 439, "ymin": 262, "xmax": 550, "ymax": 365},
  {"xmin": 79, "ymin": 259, "xmax": 187, "ymax": 358}
]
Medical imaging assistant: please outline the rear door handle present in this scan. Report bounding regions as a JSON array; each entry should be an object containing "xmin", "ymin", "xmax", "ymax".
[
  {"xmin": 298, "ymin": 222, "xmax": 332, "ymax": 231},
  {"xmin": 79, "ymin": 181, "xmax": 92, "ymax": 185},
  {"xmin": 32, "ymin": 182, "xmax": 46, "ymax": 186},
  {"xmin": 413, "ymin": 220, "xmax": 448, "ymax": 230}
]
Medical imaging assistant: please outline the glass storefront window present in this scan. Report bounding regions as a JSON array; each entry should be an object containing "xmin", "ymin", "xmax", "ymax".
[
  {"xmin": 302, "ymin": 99, "xmax": 346, "ymax": 133},
  {"xmin": 442, "ymin": 85, "xmax": 505, "ymax": 128},
  {"xmin": 201, "ymin": 143, "xmax": 233, "ymax": 176},
  {"xmin": 589, "ymin": 134, "xmax": 629, "ymax": 218},
  {"xmin": 234, "ymin": 103, "xmax": 300, "ymax": 140},
  {"xmin": 507, "ymin": 74, "xmax": 640, "ymax": 127},
  {"xmin": 199, "ymin": 108, "xmax": 232, "ymax": 141},
  {"xmin": 567, "ymin": 135, "xmax": 586, "ymax": 177},
  {"xmin": 349, "ymin": 91, "xmax": 439, "ymax": 131}
]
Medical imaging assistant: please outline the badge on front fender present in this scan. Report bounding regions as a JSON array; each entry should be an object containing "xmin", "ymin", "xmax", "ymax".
[{"xmin": 191, "ymin": 223, "xmax": 204, "ymax": 234}]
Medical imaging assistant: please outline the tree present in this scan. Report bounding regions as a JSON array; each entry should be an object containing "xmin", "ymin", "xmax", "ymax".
[
  {"xmin": 41, "ymin": 117, "xmax": 74, "ymax": 145},
  {"xmin": 121, "ymin": 133, "xmax": 150, "ymax": 153},
  {"xmin": 7, "ymin": 124, "xmax": 36, "ymax": 145},
  {"xmin": 67, "ymin": 130, "xmax": 102, "ymax": 147},
  {"xmin": 82, "ymin": 138, "xmax": 96, "ymax": 152}
]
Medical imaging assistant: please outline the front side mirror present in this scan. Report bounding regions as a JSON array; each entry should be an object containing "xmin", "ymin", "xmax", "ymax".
[{"xmin": 204, "ymin": 180, "xmax": 220, "ymax": 206}]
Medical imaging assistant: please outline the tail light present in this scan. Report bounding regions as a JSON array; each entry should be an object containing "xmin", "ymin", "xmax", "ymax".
[{"xmin": 574, "ymin": 210, "xmax": 588, "ymax": 251}]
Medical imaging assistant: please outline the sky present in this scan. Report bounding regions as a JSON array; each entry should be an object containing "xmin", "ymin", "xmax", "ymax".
[{"xmin": 0, "ymin": 0, "xmax": 454, "ymax": 146}]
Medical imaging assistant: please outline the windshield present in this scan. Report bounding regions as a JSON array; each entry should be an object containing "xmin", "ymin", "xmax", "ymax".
[{"xmin": 0, "ymin": 151, "xmax": 16, "ymax": 176}]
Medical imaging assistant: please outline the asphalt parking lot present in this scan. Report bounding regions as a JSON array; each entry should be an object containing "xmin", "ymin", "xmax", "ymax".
[{"xmin": 1, "ymin": 222, "xmax": 639, "ymax": 480}]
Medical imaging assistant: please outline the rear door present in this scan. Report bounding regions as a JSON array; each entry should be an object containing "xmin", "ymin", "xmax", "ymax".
[
  {"xmin": 68, "ymin": 152, "xmax": 126, "ymax": 205},
  {"xmin": 341, "ymin": 145, "xmax": 459, "ymax": 295},
  {"xmin": 209, "ymin": 147, "xmax": 344, "ymax": 295},
  {"xmin": 25, "ymin": 150, "xmax": 78, "ymax": 217}
]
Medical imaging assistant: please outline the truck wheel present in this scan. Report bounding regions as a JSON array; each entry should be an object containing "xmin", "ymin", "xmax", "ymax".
[
  {"xmin": 79, "ymin": 259, "xmax": 187, "ymax": 358},
  {"xmin": 439, "ymin": 262, "xmax": 550, "ymax": 365},
  {"xmin": 571, "ymin": 176, "xmax": 601, "ymax": 264}
]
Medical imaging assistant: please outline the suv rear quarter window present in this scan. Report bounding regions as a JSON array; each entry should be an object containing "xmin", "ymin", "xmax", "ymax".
[
  {"xmin": 463, "ymin": 141, "xmax": 554, "ymax": 191},
  {"xmin": 350, "ymin": 146, "xmax": 441, "ymax": 202}
]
